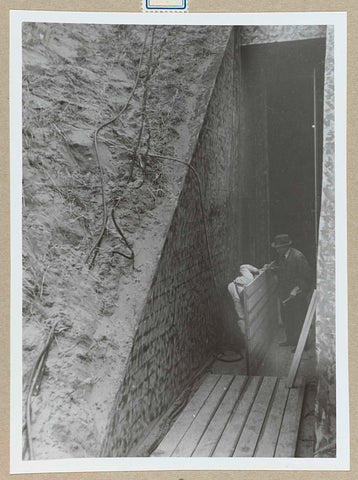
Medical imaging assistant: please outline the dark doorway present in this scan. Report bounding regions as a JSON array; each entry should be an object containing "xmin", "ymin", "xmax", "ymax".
[{"xmin": 240, "ymin": 38, "xmax": 326, "ymax": 274}]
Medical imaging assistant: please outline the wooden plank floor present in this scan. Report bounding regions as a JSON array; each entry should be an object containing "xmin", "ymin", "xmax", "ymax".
[{"xmin": 151, "ymin": 374, "xmax": 305, "ymax": 458}]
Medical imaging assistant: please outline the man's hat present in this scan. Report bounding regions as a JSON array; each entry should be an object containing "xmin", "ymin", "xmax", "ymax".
[{"xmin": 271, "ymin": 234, "xmax": 292, "ymax": 249}]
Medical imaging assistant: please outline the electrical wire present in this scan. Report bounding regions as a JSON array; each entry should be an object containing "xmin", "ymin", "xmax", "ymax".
[
  {"xmin": 85, "ymin": 27, "xmax": 150, "ymax": 268},
  {"xmin": 24, "ymin": 320, "xmax": 60, "ymax": 460}
]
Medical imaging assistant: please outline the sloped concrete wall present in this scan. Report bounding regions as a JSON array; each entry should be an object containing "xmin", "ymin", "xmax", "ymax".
[
  {"xmin": 101, "ymin": 28, "xmax": 244, "ymax": 457},
  {"xmin": 315, "ymin": 25, "xmax": 336, "ymax": 457}
]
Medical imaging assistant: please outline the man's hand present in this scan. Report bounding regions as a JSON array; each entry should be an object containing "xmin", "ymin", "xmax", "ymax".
[
  {"xmin": 261, "ymin": 263, "xmax": 279, "ymax": 274},
  {"xmin": 260, "ymin": 262, "xmax": 273, "ymax": 271},
  {"xmin": 289, "ymin": 286, "xmax": 301, "ymax": 297}
]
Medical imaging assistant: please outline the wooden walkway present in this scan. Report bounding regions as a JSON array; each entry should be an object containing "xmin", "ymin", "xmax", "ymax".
[{"xmin": 151, "ymin": 374, "xmax": 305, "ymax": 457}]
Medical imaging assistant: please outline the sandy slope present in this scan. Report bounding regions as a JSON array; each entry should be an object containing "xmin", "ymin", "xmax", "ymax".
[{"xmin": 22, "ymin": 23, "xmax": 230, "ymax": 459}]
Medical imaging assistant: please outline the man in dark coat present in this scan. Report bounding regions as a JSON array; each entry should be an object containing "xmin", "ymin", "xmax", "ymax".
[{"xmin": 271, "ymin": 234, "xmax": 312, "ymax": 348}]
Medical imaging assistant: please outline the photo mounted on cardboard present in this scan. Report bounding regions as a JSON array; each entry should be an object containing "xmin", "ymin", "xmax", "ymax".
[{"xmin": 9, "ymin": 10, "xmax": 348, "ymax": 474}]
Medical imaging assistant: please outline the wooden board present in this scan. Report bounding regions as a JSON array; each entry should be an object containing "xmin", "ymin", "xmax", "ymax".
[
  {"xmin": 151, "ymin": 374, "xmax": 220, "ymax": 457},
  {"xmin": 212, "ymin": 376, "xmax": 262, "ymax": 457},
  {"xmin": 249, "ymin": 334, "xmax": 274, "ymax": 371},
  {"xmin": 243, "ymin": 269, "xmax": 279, "ymax": 375},
  {"xmin": 233, "ymin": 376, "xmax": 277, "ymax": 457},
  {"xmin": 275, "ymin": 384, "xmax": 305, "ymax": 457},
  {"xmin": 151, "ymin": 374, "xmax": 305, "ymax": 458},
  {"xmin": 254, "ymin": 379, "xmax": 290, "ymax": 457},
  {"xmin": 192, "ymin": 376, "xmax": 248, "ymax": 457},
  {"xmin": 249, "ymin": 294, "xmax": 277, "ymax": 337},
  {"xmin": 287, "ymin": 290, "xmax": 317, "ymax": 388},
  {"xmin": 171, "ymin": 375, "xmax": 233, "ymax": 457},
  {"xmin": 246, "ymin": 278, "xmax": 277, "ymax": 314},
  {"xmin": 246, "ymin": 311, "xmax": 278, "ymax": 374},
  {"xmin": 249, "ymin": 305, "xmax": 277, "ymax": 354},
  {"xmin": 245, "ymin": 269, "xmax": 266, "ymax": 297}
]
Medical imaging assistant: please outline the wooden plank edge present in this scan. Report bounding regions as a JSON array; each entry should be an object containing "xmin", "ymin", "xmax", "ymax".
[
  {"xmin": 171, "ymin": 375, "xmax": 235, "ymax": 457},
  {"xmin": 274, "ymin": 383, "xmax": 306, "ymax": 458},
  {"xmin": 212, "ymin": 376, "xmax": 263, "ymax": 457},
  {"xmin": 148, "ymin": 356, "xmax": 217, "ymax": 457},
  {"xmin": 191, "ymin": 375, "xmax": 249, "ymax": 457},
  {"xmin": 286, "ymin": 290, "xmax": 317, "ymax": 388}
]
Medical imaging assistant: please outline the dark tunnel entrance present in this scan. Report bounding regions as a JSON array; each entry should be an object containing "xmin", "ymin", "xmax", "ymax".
[
  {"xmin": 265, "ymin": 39, "xmax": 326, "ymax": 272},
  {"xmin": 240, "ymin": 38, "xmax": 326, "ymax": 276},
  {"xmin": 229, "ymin": 37, "xmax": 327, "ymax": 380}
]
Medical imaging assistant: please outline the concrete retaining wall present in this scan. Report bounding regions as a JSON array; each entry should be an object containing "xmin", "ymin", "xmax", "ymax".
[{"xmin": 315, "ymin": 25, "xmax": 336, "ymax": 457}]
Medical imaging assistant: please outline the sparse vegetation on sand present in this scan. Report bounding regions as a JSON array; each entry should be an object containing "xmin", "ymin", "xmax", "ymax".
[{"xmin": 22, "ymin": 23, "xmax": 229, "ymax": 459}]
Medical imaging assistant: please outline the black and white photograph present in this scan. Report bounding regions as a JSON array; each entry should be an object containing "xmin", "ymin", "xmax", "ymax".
[{"xmin": 10, "ymin": 11, "xmax": 348, "ymax": 473}]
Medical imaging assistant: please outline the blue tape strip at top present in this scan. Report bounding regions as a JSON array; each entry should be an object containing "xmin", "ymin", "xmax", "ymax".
[{"xmin": 146, "ymin": 0, "xmax": 186, "ymax": 9}]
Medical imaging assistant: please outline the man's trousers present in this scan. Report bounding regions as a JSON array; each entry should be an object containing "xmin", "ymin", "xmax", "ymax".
[{"xmin": 281, "ymin": 295, "xmax": 308, "ymax": 345}]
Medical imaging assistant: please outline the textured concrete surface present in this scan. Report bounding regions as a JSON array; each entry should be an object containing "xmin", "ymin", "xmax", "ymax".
[
  {"xmin": 315, "ymin": 25, "xmax": 336, "ymax": 457},
  {"xmin": 240, "ymin": 25, "xmax": 326, "ymax": 46}
]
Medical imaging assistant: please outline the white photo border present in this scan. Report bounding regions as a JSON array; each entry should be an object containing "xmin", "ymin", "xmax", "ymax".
[{"xmin": 10, "ymin": 10, "xmax": 348, "ymax": 473}]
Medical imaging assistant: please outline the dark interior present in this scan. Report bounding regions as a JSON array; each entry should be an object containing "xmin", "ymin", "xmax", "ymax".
[{"xmin": 241, "ymin": 38, "xmax": 326, "ymax": 275}]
